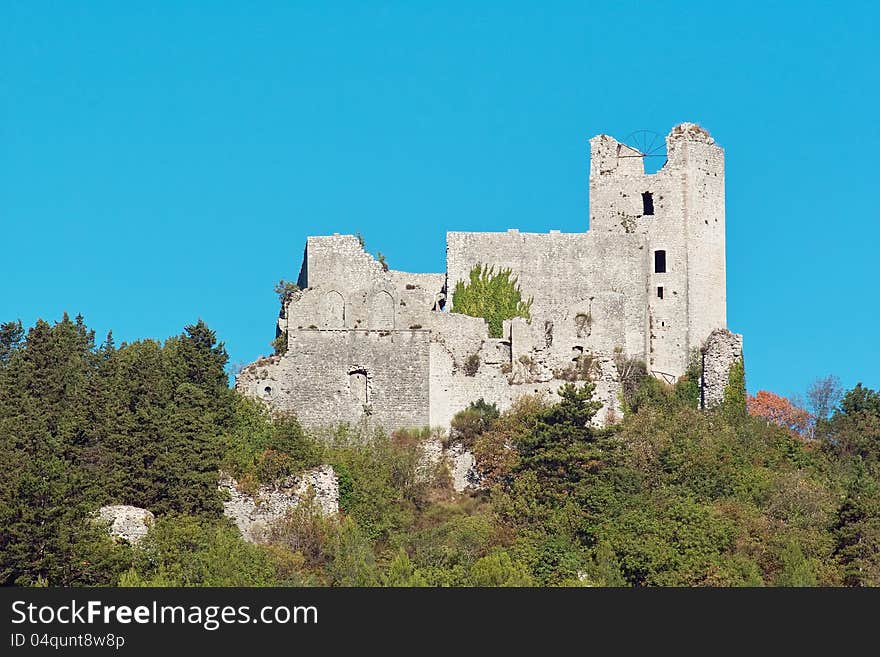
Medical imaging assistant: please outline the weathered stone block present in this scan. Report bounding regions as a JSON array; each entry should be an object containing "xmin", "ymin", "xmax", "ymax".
[
  {"xmin": 701, "ymin": 328, "xmax": 744, "ymax": 409},
  {"xmin": 97, "ymin": 505, "xmax": 155, "ymax": 545},
  {"xmin": 220, "ymin": 465, "xmax": 339, "ymax": 543}
]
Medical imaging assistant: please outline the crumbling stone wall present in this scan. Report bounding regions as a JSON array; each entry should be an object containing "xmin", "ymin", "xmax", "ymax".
[
  {"xmin": 300, "ymin": 235, "xmax": 388, "ymax": 291},
  {"xmin": 588, "ymin": 122, "xmax": 726, "ymax": 378},
  {"xmin": 284, "ymin": 234, "xmax": 444, "ymax": 337},
  {"xmin": 238, "ymin": 328, "xmax": 432, "ymax": 429},
  {"xmin": 701, "ymin": 328, "xmax": 744, "ymax": 409},
  {"xmin": 423, "ymin": 311, "xmax": 489, "ymax": 370},
  {"xmin": 427, "ymin": 337, "xmax": 623, "ymax": 429},
  {"xmin": 239, "ymin": 123, "xmax": 735, "ymax": 437},
  {"xmin": 420, "ymin": 435, "xmax": 482, "ymax": 493},
  {"xmin": 389, "ymin": 270, "xmax": 447, "ymax": 319},
  {"xmin": 220, "ymin": 465, "xmax": 339, "ymax": 543},
  {"xmin": 446, "ymin": 230, "xmax": 648, "ymax": 361}
]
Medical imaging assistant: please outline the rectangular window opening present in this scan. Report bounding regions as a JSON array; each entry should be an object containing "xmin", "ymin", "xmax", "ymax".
[
  {"xmin": 654, "ymin": 250, "xmax": 667, "ymax": 273},
  {"xmin": 657, "ymin": 286, "xmax": 664, "ymax": 299},
  {"xmin": 642, "ymin": 192, "xmax": 654, "ymax": 216}
]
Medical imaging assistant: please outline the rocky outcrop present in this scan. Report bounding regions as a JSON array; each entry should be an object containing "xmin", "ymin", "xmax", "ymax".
[
  {"xmin": 420, "ymin": 436, "xmax": 483, "ymax": 493},
  {"xmin": 220, "ymin": 465, "xmax": 339, "ymax": 543},
  {"xmin": 448, "ymin": 444, "xmax": 483, "ymax": 492},
  {"xmin": 97, "ymin": 505, "xmax": 154, "ymax": 544}
]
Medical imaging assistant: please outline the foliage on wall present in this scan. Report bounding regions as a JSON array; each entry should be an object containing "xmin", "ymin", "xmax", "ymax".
[{"xmin": 451, "ymin": 264, "xmax": 533, "ymax": 338}]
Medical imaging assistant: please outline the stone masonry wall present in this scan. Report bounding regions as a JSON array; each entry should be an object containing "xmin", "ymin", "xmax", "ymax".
[
  {"xmin": 588, "ymin": 123, "xmax": 726, "ymax": 378},
  {"xmin": 446, "ymin": 230, "xmax": 649, "ymax": 361},
  {"xmin": 239, "ymin": 123, "xmax": 734, "ymax": 437},
  {"xmin": 701, "ymin": 328, "xmax": 744, "ymax": 409},
  {"xmin": 238, "ymin": 329, "xmax": 432, "ymax": 429},
  {"xmin": 428, "ymin": 338, "xmax": 624, "ymax": 429},
  {"xmin": 677, "ymin": 127, "xmax": 727, "ymax": 353}
]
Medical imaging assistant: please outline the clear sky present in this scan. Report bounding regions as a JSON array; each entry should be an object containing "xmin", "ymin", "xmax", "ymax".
[{"xmin": 2, "ymin": 2, "xmax": 877, "ymax": 399}]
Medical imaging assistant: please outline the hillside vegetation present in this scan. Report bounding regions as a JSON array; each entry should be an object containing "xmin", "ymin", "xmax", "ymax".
[{"xmin": 1, "ymin": 315, "xmax": 878, "ymax": 586}]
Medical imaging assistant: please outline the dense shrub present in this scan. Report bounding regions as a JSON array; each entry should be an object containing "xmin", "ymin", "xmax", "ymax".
[
  {"xmin": 449, "ymin": 399, "xmax": 500, "ymax": 449},
  {"xmin": 4, "ymin": 313, "xmax": 879, "ymax": 587},
  {"xmin": 451, "ymin": 264, "xmax": 532, "ymax": 338}
]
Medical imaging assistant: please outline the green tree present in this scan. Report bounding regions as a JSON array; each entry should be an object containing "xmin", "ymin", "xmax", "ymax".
[
  {"xmin": 94, "ymin": 322, "xmax": 231, "ymax": 517},
  {"xmin": 167, "ymin": 320, "xmax": 232, "ymax": 404},
  {"xmin": 381, "ymin": 549, "xmax": 428, "ymax": 586},
  {"xmin": 582, "ymin": 542, "xmax": 627, "ymax": 587},
  {"xmin": 513, "ymin": 383, "xmax": 602, "ymax": 499},
  {"xmin": 327, "ymin": 516, "xmax": 379, "ymax": 586},
  {"xmin": 675, "ymin": 348, "xmax": 703, "ymax": 409},
  {"xmin": 122, "ymin": 515, "xmax": 279, "ymax": 586},
  {"xmin": 839, "ymin": 383, "xmax": 880, "ymax": 416},
  {"xmin": 775, "ymin": 541, "xmax": 818, "ymax": 587},
  {"xmin": 449, "ymin": 398, "xmax": 500, "ymax": 449},
  {"xmin": 452, "ymin": 264, "xmax": 532, "ymax": 338},
  {"xmin": 0, "ymin": 316, "xmax": 129, "ymax": 585},
  {"xmin": 833, "ymin": 469, "xmax": 880, "ymax": 586},
  {"xmin": 0, "ymin": 319, "xmax": 24, "ymax": 364},
  {"xmin": 825, "ymin": 383, "xmax": 880, "ymax": 465},
  {"xmin": 721, "ymin": 357, "xmax": 747, "ymax": 418},
  {"xmin": 469, "ymin": 551, "xmax": 534, "ymax": 586},
  {"xmin": 220, "ymin": 396, "xmax": 321, "ymax": 485},
  {"xmin": 274, "ymin": 279, "xmax": 300, "ymax": 307}
]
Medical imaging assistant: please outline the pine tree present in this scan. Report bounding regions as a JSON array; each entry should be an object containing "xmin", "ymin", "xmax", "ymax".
[
  {"xmin": 0, "ymin": 319, "xmax": 24, "ymax": 364},
  {"xmin": 97, "ymin": 339, "xmax": 172, "ymax": 508},
  {"xmin": 0, "ymin": 316, "xmax": 125, "ymax": 585},
  {"xmin": 514, "ymin": 383, "xmax": 603, "ymax": 501},
  {"xmin": 834, "ymin": 468, "xmax": 880, "ymax": 586}
]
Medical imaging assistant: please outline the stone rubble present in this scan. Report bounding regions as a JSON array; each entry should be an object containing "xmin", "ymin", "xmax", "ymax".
[
  {"xmin": 97, "ymin": 505, "xmax": 155, "ymax": 545},
  {"xmin": 219, "ymin": 465, "xmax": 339, "ymax": 543}
]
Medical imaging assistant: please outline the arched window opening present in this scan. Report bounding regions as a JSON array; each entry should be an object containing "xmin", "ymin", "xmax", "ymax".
[{"xmin": 348, "ymin": 369, "xmax": 369, "ymax": 405}]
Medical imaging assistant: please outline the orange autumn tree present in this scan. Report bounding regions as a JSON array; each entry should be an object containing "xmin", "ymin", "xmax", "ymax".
[{"xmin": 747, "ymin": 390, "xmax": 812, "ymax": 437}]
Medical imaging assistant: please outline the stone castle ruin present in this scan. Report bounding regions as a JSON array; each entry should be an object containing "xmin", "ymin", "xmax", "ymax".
[{"xmin": 237, "ymin": 123, "xmax": 744, "ymax": 430}]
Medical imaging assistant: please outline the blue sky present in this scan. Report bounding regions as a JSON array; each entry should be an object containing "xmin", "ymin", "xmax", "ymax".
[{"xmin": 2, "ymin": 2, "xmax": 877, "ymax": 399}]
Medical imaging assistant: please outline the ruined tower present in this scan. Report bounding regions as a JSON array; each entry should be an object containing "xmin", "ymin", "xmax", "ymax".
[{"xmin": 588, "ymin": 122, "xmax": 726, "ymax": 377}]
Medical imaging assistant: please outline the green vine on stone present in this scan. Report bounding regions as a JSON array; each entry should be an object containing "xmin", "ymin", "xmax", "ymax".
[{"xmin": 451, "ymin": 264, "xmax": 533, "ymax": 338}]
